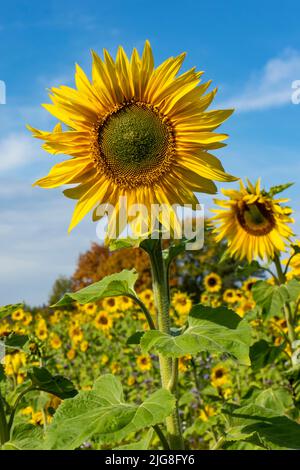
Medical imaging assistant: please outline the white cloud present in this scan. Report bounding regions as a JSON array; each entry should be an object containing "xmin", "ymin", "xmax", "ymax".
[
  {"xmin": 219, "ymin": 49, "xmax": 300, "ymax": 112},
  {"xmin": 0, "ymin": 184, "xmax": 98, "ymax": 305},
  {"xmin": 0, "ymin": 133, "xmax": 39, "ymax": 172}
]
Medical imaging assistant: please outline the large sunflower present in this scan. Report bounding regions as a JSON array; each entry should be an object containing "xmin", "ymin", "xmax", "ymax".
[
  {"xmin": 211, "ymin": 179, "xmax": 294, "ymax": 262},
  {"xmin": 29, "ymin": 41, "xmax": 236, "ymax": 237}
]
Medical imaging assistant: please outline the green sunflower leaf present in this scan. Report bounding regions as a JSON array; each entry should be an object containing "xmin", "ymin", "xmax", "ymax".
[
  {"xmin": 28, "ymin": 367, "xmax": 78, "ymax": 399},
  {"xmin": 126, "ymin": 331, "xmax": 145, "ymax": 345},
  {"xmin": 141, "ymin": 305, "xmax": 251, "ymax": 365},
  {"xmin": 250, "ymin": 340, "xmax": 283, "ymax": 371},
  {"xmin": 1, "ymin": 424, "xmax": 44, "ymax": 450},
  {"xmin": 0, "ymin": 364, "xmax": 5, "ymax": 382},
  {"xmin": 267, "ymin": 182, "xmax": 294, "ymax": 197},
  {"xmin": 108, "ymin": 236, "xmax": 148, "ymax": 251},
  {"xmin": 163, "ymin": 235, "xmax": 203, "ymax": 268},
  {"xmin": 52, "ymin": 269, "xmax": 139, "ymax": 307},
  {"xmin": 44, "ymin": 374, "xmax": 175, "ymax": 450},
  {"xmin": 223, "ymin": 398, "xmax": 300, "ymax": 449},
  {"xmin": 5, "ymin": 333, "xmax": 29, "ymax": 350},
  {"xmin": 115, "ymin": 428, "xmax": 154, "ymax": 450},
  {"xmin": 285, "ymin": 279, "xmax": 300, "ymax": 302},
  {"xmin": 252, "ymin": 281, "xmax": 289, "ymax": 318}
]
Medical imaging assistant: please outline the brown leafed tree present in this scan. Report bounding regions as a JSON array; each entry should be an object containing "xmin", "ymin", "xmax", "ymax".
[{"xmin": 72, "ymin": 243, "xmax": 153, "ymax": 292}]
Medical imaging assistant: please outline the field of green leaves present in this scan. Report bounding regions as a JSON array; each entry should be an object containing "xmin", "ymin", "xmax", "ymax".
[{"xmin": 1, "ymin": 223, "xmax": 300, "ymax": 450}]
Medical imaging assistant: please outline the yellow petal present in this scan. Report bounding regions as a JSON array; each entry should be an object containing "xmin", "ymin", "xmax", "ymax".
[
  {"xmin": 69, "ymin": 177, "xmax": 111, "ymax": 232},
  {"xmin": 33, "ymin": 157, "xmax": 92, "ymax": 188}
]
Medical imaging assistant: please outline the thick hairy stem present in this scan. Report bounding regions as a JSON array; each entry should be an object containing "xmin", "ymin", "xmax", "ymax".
[{"xmin": 148, "ymin": 239, "xmax": 184, "ymax": 450}]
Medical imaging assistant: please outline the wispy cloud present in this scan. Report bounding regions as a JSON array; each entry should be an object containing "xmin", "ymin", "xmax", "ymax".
[
  {"xmin": 220, "ymin": 49, "xmax": 300, "ymax": 112},
  {"xmin": 0, "ymin": 133, "xmax": 39, "ymax": 172},
  {"xmin": 0, "ymin": 184, "xmax": 97, "ymax": 305}
]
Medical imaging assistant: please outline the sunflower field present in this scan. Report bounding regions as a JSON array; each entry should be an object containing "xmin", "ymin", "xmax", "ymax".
[{"xmin": 1, "ymin": 40, "xmax": 300, "ymax": 452}]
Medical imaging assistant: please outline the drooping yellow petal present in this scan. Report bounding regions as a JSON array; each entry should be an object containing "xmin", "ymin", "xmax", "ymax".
[
  {"xmin": 33, "ymin": 157, "xmax": 92, "ymax": 188},
  {"xmin": 69, "ymin": 178, "xmax": 111, "ymax": 232}
]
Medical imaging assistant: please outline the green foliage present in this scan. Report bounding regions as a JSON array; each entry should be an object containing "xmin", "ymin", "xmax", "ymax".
[
  {"xmin": 48, "ymin": 276, "xmax": 73, "ymax": 307},
  {"xmin": 5, "ymin": 333, "xmax": 29, "ymax": 350},
  {"xmin": 267, "ymin": 182, "xmax": 294, "ymax": 197},
  {"xmin": 2, "ymin": 424, "xmax": 44, "ymax": 450},
  {"xmin": 116, "ymin": 429, "xmax": 154, "ymax": 450},
  {"xmin": 223, "ymin": 388, "xmax": 300, "ymax": 449},
  {"xmin": 0, "ymin": 364, "xmax": 5, "ymax": 382},
  {"xmin": 0, "ymin": 304, "xmax": 23, "ymax": 321},
  {"xmin": 126, "ymin": 331, "xmax": 145, "ymax": 345},
  {"xmin": 28, "ymin": 367, "xmax": 77, "ymax": 399},
  {"xmin": 253, "ymin": 279, "xmax": 300, "ymax": 318},
  {"xmin": 44, "ymin": 374, "xmax": 175, "ymax": 450},
  {"xmin": 285, "ymin": 366, "xmax": 300, "ymax": 406},
  {"xmin": 109, "ymin": 236, "xmax": 149, "ymax": 251},
  {"xmin": 235, "ymin": 260, "xmax": 262, "ymax": 278},
  {"xmin": 53, "ymin": 269, "xmax": 139, "ymax": 307},
  {"xmin": 250, "ymin": 340, "xmax": 283, "ymax": 371},
  {"xmin": 253, "ymin": 281, "xmax": 288, "ymax": 318},
  {"xmin": 141, "ymin": 305, "xmax": 251, "ymax": 365}
]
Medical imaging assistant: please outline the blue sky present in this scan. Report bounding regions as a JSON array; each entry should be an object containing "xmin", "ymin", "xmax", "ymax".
[{"xmin": 1, "ymin": 0, "xmax": 300, "ymax": 305}]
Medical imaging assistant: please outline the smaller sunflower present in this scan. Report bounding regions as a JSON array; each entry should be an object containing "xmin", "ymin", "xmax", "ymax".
[
  {"xmin": 21, "ymin": 406, "xmax": 34, "ymax": 417},
  {"xmin": 67, "ymin": 348, "xmax": 76, "ymax": 360},
  {"xmin": 94, "ymin": 310, "xmax": 113, "ymax": 331},
  {"xmin": 200, "ymin": 293, "xmax": 210, "ymax": 304},
  {"xmin": 12, "ymin": 309, "xmax": 25, "ymax": 322},
  {"xmin": 83, "ymin": 303, "xmax": 97, "ymax": 315},
  {"xmin": 234, "ymin": 289, "xmax": 243, "ymax": 301},
  {"xmin": 210, "ymin": 364, "xmax": 230, "ymax": 388},
  {"xmin": 204, "ymin": 272, "xmax": 222, "ymax": 293},
  {"xmin": 0, "ymin": 321, "xmax": 11, "ymax": 336},
  {"xmin": 118, "ymin": 295, "xmax": 134, "ymax": 311},
  {"xmin": 140, "ymin": 289, "xmax": 154, "ymax": 306},
  {"xmin": 35, "ymin": 319, "xmax": 48, "ymax": 341},
  {"xmin": 223, "ymin": 289, "xmax": 237, "ymax": 304},
  {"xmin": 49, "ymin": 333, "xmax": 62, "ymax": 350},
  {"xmin": 137, "ymin": 355, "xmax": 151, "ymax": 372},
  {"xmin": 199, "ymin": 405, "xmax": 216, "ymax": 422},
  {"xmin": 127, "ymin": 376, "xmax": 136, "ymax": 386},
  {"xmin": 49, "ymin": 311, "xmax": 62, "ymax": 325},
  {"xmin": 111, "ymin": 362, "xmax": 121, "ymax": 375},
  {"xmin": 178, "ymin": 355, "xmax": 192, "ymax": 372},
  {"xmin": 22, "ymin": 312, "xmax": 33, "ymax": 326},
  {"xmin": 236, "ymin": 297, "xmax": 255, "ymax": 318},
  {"xmin": 80, "ymin": 340, "xmax": 89, "ymax": 352},
  {"xmin": 69, "ymin": 324, "xmax": 84, "ymax": 345},
  {"xmin": 242, "ymin": 278, "xmax": 257, "ymax": 294},
  {"xmin": 101, "ymin": 354, "xmax": 109, "ymax": 365},
  {"xmin": 102, "ymin": 297, "xmax": 119, "ymax": 313},
  {"xmin": 172, "ymin": 292, "xmax": 192, "ymax": 316},
  {"xmin": 211, "ymin": 179, "xmax": 294, "ymax": 262}
]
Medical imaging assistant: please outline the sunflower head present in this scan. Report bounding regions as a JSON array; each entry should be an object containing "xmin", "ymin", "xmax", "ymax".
[
  {"xmin": 210, "ymin": 364, "xmax": 230, "ymax": 388},
  {"xmin": 29, "ymin": 41, "xmax": 236, "ymax": 238},
  {"xmin": 137, "ymin": 354, "xmax": 151, "ymax": 372},
  {"xmin": 211, "ymin": 179, "xmax": 294, "ymax": 262},
  {"xmin": 204, "ymin": 272, "xmax": 222, "ymax": 293}
]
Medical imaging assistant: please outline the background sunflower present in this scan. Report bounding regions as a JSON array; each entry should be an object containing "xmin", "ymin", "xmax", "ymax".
[{"xmin": 211, "ymin": 179, "xmax": 294, "ymax": 262}]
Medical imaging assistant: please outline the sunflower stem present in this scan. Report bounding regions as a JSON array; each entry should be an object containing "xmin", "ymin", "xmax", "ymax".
[
  {"xmin": 0, "ymin": 393, "xmax": 9, "ymax": 445},
  {"xmin": 147, "ymin": 238, "xmax": 185, "ymax": 450},
  {"xmin": 274, "ymin": 254, "xmax": 296, "ymax": 345}
]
